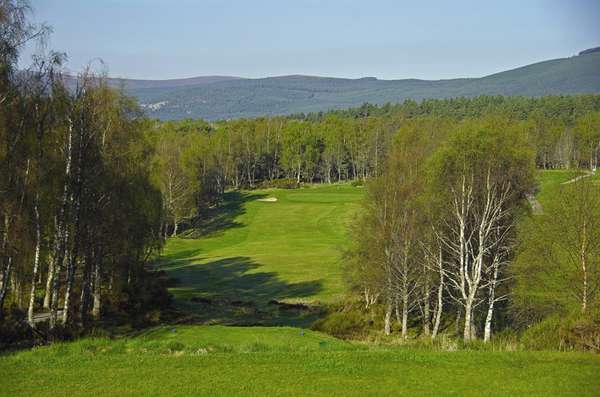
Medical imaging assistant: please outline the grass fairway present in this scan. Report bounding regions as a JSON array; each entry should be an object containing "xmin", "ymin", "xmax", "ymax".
[
  {"xmin": 1, "ymin": 325, "xmax": 599, "ymax": 397},
  {"xmin": 158, "ymin": 184, "xmax": 363, "ymax": 324}
]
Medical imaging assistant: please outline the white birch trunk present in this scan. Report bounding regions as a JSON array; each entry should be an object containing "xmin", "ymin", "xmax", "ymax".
[
  {"xmin": 401, "ymin": 290, "xmax": 408, "ymax": 338},
  {"xmin": 432, "ymin": 249, "xmax": 444, "ymax": 339},
  {"xmin": 43, "ymin": 260, "xmax": 55, "ymax": 309},
  {"xmin": 50, "ymin": 119, "xmax": 73, "ymax": 329},
  {"xmin": 27, "ymin": 197, "xmax": 41, "ymax": 326}
]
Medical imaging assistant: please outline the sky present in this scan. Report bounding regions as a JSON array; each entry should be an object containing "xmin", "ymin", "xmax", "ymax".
[{"xmin": 20, "ymin": 0, "xmax": 600, "ymax": 80}]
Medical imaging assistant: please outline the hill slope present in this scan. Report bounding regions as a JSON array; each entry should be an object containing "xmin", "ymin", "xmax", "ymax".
[{"xmin": 111, "ymin": 51, "xmax": 600, "ymax": 120}]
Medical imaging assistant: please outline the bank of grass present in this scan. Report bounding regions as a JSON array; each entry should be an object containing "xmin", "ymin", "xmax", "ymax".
[{"xmin": 1, "ymin": 325, "xmax": 599, "ymax": 397}]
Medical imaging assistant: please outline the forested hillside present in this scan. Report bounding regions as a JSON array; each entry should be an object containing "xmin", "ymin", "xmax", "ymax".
[{"xmin": 111, "ymin": 51, "xmax": 600, "ymax": 120}]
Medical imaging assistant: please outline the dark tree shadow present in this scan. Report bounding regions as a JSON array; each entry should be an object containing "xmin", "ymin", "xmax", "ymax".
[
  {"xmin": 159, "ymin": 247, "xmax": 204, "ymax": 262},
  {"xmin": 179, "ymin": 191, "xmax": 267, "ymax": 239},
  {"xmin": 166, "ymin": 256, "xmax": 324, "ymax": 327}
]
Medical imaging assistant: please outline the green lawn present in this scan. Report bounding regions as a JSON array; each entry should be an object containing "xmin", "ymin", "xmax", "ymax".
[
  {"xmin": 2, "ymin": 325, "xmax": 599, "ymax": 397},
  {"xmin": 158, "ymin": 183, "xmax": 364, "ymax": 324}
]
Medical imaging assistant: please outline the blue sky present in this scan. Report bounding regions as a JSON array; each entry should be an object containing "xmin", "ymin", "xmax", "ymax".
[{"xmin": 21, "ymin": 0, "xmax": 600, "ymax": 80}]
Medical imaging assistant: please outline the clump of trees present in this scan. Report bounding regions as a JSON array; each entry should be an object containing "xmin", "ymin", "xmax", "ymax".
[
  {"xmin": 144, "ymin": 115, "xmax": 396, "ymax": 235},
  {"xmin": 0, "ymin": 1, "xmax": 167, "ymax": 338},
  {"xmin": 346, "ymin": 116, "xmax": 537, "ymax": 342},
  {"xmin": 508, "ymin": 174, "xmax": 600, "ymax": 351},
  {"xmin": 344, "ymin": 113, "xmax": 599, "ymax": 347}
]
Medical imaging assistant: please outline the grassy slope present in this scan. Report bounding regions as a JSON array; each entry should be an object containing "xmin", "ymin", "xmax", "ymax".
[
  {"xmin": 159, "ymin": 184, "xmax": 363, "ymax": 308},
  {"xmin": 2, "ymin": 326, "xmax": 599, "ymax": 396}
]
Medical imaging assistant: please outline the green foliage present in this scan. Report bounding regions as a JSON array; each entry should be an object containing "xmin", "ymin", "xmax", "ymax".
[
  {"xmin": 0, "ymin": 4, "xmax": 168, "ymax": 330},
  {"xmin": 428, "ymin": 116, "xmax": 535, "ymax": 206},
  {"xmin": 512, "ymin": 171, "xmax": 600, "ymax": 320},
  {"xmin": 312, "ymin": 310, "xmax": 370, "ymax": 338},
  {"xmin": 258, "ymin": 177, "xmax": 299, "ymax": 189},
  {"xmin": 521, "ymin": 316, "xmax": 564, "ymax": 350},
  {"xmin": 521, "ymin": 313, "xmax": 600, "ymax": 352}
]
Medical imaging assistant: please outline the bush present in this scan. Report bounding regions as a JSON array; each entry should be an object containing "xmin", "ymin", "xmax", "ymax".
[
  {"xmin": 0, "ymin": 320, "xmax": 33, "ymax": 350},
  {"xmin": 521, "ymin": 312, "xmax": 600, "ymax": 352},
  {"xmin": 350, "ymin": 178, "xmax": 365, "ymax": 187},
  {"xmin": 165, "ymin": 341, "xmax": 186, "ymax": 353},
  {"xmin": 567, "ymin": 316, "xmax": 600, "ymax": 352},
  {"xmin": 312, "ymin": 310, "xmax": 370, "ymax": 338},
  {"xmin": 521, "ymin": 316, "xmax": 563, "ymax": 350},
  {"xmin": 109, "ymin": 269, "xmax": 172, "ymax": 328},
  {"xmin": 258, "ymin": 178, "xmax": 299, "ymax": 189}
]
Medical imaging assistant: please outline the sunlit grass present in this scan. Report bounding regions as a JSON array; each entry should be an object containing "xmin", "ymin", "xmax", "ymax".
[
  {"xmin": 2, "ymin": 325, "xmax": 599, "ymax": 396},
  {"xmin": 159, "ymin": 184, "xmax": 364, "ymax": 309}
]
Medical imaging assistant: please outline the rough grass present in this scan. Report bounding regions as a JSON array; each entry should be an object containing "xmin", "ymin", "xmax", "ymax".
[
  {"xmin": 157, "ymin": 184, "xmax": 363, "ymax": 324},
  {"xmin": 1, "ymin": 325, "xmax": 599, "ymax": 396}
]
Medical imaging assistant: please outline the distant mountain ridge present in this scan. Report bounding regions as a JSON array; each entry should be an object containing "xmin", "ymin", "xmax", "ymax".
[
  {"xmin": 62, "ymin": 75, "xmax": 241, "ymax": 90},
  {"xmin": 97, "ymin": 49, "xmax": 600, "ymax": 120},
  {"xmin": 579, "ymin": 47, "xmax": 600, "ymax": 56}
]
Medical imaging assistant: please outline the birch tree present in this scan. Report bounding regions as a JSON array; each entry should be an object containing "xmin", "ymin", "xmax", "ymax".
[{"xmin": 429, "ymin": 118, "xmax": 534, "ymax": 341}]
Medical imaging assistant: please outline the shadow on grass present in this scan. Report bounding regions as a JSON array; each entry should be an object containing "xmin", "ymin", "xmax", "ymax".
[
  {"xmin": 160, "ymin": 247, "xmax": 204, "ymax": 262},
  {"xmin": 180, "ymin": 191, "xmax": 267, "ymax": 239},
  {"xmin": 167, "ymin": 256, "xmax": 324, "ymax": 327}
]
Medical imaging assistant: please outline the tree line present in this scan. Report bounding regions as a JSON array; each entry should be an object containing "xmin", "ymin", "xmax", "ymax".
[
  {"xmin": 151, "ymin": 96, "xmax": 600, "ymax": 237},
  {"xmin": 0, "ymin": 1, "xmax": 166, "ymax": 339}
]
